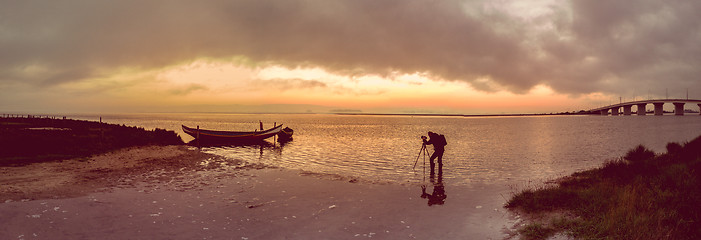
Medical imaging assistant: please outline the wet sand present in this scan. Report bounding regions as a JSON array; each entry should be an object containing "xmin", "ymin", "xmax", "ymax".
[{"xmin": 0, "ymin": 145, "xmax": 521, "ymax": 239}]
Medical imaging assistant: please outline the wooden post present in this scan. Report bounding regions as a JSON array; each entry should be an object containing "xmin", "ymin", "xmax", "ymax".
[
  {"xmin": 196, "ymin": 125, "xmax": 200, "ymax": 149},
  {"xmin": 273, "ymin": 122, "xmax": 278, "ymax": 144}
]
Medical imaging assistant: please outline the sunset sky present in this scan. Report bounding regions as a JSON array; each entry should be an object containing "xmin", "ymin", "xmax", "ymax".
[{"xmin": 1, "ymin": 0, "xmax": 700, "ymax": 114}]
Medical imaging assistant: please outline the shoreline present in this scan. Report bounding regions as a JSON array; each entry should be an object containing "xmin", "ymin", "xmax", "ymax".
[
  {"xmin": 334, "ymin": 112, "xmax": 587, "ymax": 117},
  {"xmin": 0, "ymin": 145, "xmax": 521, "ymax": 239},
  {"xmin": 0, "ymin": 145, "xmax": 214, "ymax": 201},
  {"xmin": 0, "ymin": 116, "xmax": 183, "ymax": 167}
]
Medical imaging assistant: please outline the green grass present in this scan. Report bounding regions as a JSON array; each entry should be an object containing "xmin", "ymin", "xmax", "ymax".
[{"xmin": 506, "ymin": 136, "xmax": 701, "ymax": 239}]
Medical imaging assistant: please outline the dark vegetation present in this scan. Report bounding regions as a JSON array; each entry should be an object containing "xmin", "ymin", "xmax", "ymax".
[
  {"xmin": 0, "ymin": 116, "xmax": 183, "ymax": 166},
  {"xmin": 506, "ymin": 135, "xmax": 701, "ymax": 240}
]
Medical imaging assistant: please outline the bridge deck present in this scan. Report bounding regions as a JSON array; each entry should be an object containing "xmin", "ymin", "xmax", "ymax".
[{"xmin": 589, "ymin": 99, "xmax": 701, "ymax": 112}]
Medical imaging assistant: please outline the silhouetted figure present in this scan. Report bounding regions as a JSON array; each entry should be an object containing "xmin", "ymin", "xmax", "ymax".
[
  {"xmin": 422, "ymin": 131, "xmax": 446, "ymax": 175},
  {"xmin": 421, "ymin": 164, "xmax": 446, "ymax": 206}
]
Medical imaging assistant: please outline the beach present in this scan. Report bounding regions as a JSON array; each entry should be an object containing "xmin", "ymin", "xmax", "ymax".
[{"xmin": 0, "ymin": 145, "xmax": 521, "ymax": 240}]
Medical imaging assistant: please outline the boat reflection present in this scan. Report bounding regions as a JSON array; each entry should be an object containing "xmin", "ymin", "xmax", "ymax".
[
  {"xmin": 186, "ymin": 138, "xmax": 280, "ymax": 148},
  {"xmin": 420, "ymin": 165, "xmax": 447, "ymax": 206},
  {"xmin": 187, "ymin": 138, "xmax": 290, "ymax": 166}
]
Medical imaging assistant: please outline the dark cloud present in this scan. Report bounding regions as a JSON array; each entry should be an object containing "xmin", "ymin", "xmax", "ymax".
[
  {"xmin": 1, "ymin": 0, "xmax": 700, "ymax": 98},
  {"xmin": 546, "ymin": 0, "xmax": 701, "ymax": 97}
]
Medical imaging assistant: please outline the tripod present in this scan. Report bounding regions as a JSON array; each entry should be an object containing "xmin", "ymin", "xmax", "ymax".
[
  {"xmin": 414, "ymin": 143, "xmax": 431, "ymax": 183},
  {"xmin": 413, "ymin": 143, "xmax": 431, "ymax": 171}
]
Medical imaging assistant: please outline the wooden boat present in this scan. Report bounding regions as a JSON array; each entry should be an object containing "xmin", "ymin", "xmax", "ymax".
[
  {"xmin": 277, "ymin": 127, "xmax": 294, "ymax": 142},
  {"xmin": 182, "ymin": 124, "xmax": 283, "ymax": 142}
]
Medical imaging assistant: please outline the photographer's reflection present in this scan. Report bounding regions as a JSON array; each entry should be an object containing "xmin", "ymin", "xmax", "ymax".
[{"xmin": 420, "ymin": 165, "xmax": 447, "ymax": 206}]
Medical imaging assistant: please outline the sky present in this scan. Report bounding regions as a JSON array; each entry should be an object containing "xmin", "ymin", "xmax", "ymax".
[{"xmin": 1, "ymin": 0, "xmax": 700, "ymax": 114}]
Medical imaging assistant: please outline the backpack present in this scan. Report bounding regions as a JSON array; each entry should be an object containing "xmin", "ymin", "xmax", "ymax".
[{"xmin": 436, "ymin": 134, "xmax": 447, "ymax": 147}]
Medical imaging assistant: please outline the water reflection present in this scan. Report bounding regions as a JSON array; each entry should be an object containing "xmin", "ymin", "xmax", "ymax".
[
  {"xmin": 190, "ymin": 139, "xmax": 287, "ymax": 165},
  {"xmin": 87, "ymin": 113, "xmax": 701, "ymax": 186},
  {"xmin": 421, "ymin": 165, "xmax": 447, "ymax": 206},
  {"xmin": 187, "ymin": 139, "xmax": 279, "ymax": 149}
]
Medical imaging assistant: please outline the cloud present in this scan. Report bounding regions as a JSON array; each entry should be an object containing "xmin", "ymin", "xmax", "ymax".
[
  {"xmin": 249, "ymin": 78, "xmax": 327, "ymax": 91},
  {"xmin": 542, "ymin": 1, "xmax": 701, "ymax": 97},
  {"xmin": 1, "ymin": 0, "xmax": 700, "ymax": 99},
  {"xmin": 168, "ymin": 83, "xmax": 208, "ymax": 96}
]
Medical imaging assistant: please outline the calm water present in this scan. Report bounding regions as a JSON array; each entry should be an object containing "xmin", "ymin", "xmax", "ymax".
[{"xmin": 74, "ymin": 113, "xmax": 701, "ymax": 186}]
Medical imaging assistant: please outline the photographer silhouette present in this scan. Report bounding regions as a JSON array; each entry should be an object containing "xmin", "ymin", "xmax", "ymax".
[{"xmin": 422, "ymin": 131, "xmax": 447, "ymax": 175}]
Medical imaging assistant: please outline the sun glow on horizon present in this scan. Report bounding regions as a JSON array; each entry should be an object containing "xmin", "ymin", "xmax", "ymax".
[{"xmin": 28, "ymin": 58, "xmax": 612, "ymax": 114}]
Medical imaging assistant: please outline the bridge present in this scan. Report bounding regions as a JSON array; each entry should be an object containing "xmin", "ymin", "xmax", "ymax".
[{"xmin": 589, "ymin": 99, "xmax": 701, "ymax": 116}]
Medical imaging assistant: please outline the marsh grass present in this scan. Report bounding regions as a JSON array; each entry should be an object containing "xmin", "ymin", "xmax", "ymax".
[
  {"xmin": 506, "ymin": 135, "xmax": 701, "ymax": 239},
  {"xmin": 0, "ymin": 117, "xmax": 184, "ymax": 166}
]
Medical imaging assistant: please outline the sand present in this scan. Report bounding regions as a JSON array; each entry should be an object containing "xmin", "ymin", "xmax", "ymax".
[
  {"xmin": 0, "ymin": 145, "xmax": 522, "ymax": 239},
  {"xmin": 0, "ymin": 145, "xmax": 217, "ymax": 201}
]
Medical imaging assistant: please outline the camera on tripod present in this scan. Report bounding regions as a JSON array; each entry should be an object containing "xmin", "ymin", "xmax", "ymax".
[{"xmin": 414, "ymin": 136, "xmax": 430, "ymax": 170}]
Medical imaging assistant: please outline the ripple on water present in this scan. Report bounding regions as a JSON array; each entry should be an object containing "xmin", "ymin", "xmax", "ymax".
[{"xmin": 94, "ymin": 114, "xmax": 701, "ymax": 186}]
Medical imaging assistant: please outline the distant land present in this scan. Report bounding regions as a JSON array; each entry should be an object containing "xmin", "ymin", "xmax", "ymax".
[
  {"xmin": 144, "ymin": 104, "xmax": 588, "ymax": 116},
  {"xmin": 335, "ymin": 111, "xmax": 588, "ymax": 117},
  {"xmin": 135, "ymin": 103, "xmax": 699, "ymax": 116}
]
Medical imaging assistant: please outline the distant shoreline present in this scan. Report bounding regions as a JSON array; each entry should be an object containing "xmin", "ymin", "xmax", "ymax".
[
  {"xmin": 334, "ymin": 112, "xmax": 588, "ymax": 117},
  {"xmin": 5, "ymin": 110, "xmax": 698, "ymax": 118}
]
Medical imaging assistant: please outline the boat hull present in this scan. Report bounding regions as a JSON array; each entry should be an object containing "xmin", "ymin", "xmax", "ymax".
[{"xmin": 182, "ymin": 124, "xmax": 283, "ymax": 143}]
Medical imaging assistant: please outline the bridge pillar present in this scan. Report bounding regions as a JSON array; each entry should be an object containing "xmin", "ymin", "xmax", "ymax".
[
  {"xmin": 600, "ymin": 109, "xmax": 608, "ymax": 116},
  {"xmin": 623, "ymin": 105, "xmax": 632, "ymax": 115},
  {"xmin": 673, "ymin": 102, "xmax": 685, "ymax": 116},
  {"xmin": 653, "ymin": 102, "xmax": 665, "ymax": 115},
  {"xmin": 636, "ymin": 103, "xmax": 647, "ymax": 115},
  {"xmin": 611, "ymin": 106, "xmax": 619, "ymax": 116}
]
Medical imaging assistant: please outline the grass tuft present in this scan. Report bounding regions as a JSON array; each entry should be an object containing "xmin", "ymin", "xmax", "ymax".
[
  {"xmin": 623, "ymin": 144, "xmax": 655, "ymax": 163},
  {"xmin": 519, "ymin": 223, "xmax": 556, "ymax": 240}
]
